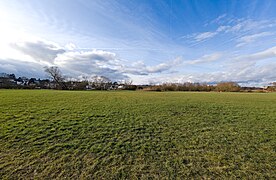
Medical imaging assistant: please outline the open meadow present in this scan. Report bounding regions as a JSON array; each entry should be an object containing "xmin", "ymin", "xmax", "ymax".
[{"xmin": 0, "ymin": 90, "xmax": 276, "ymax": 179}]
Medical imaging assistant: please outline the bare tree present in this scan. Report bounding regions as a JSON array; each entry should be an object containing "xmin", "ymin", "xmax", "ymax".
[
  {"xmin": 123, "ymin": 79, "xmax": 133, "ymax": 85},
  {"xmin": 122, "ymin": 79, "xmax": 137, "ymax": 90},
  {"xmin": 267, "ymin": 82, "xmax": 276, "ymax": 92},
  {"xmin": 44, "ymin": 66, "xmax": 67, "ymax": 89},
  {"xmin": 216, "ymin": 82, "xmax": 240, "ymax": 92},
  {"xmin": 90, "ymin": 75, "xmax": 111, "ymax": 90}
]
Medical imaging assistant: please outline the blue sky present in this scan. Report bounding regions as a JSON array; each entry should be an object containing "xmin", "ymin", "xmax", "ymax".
[{"xmin": 0, "ymin": 0, "xmax": 276, "ymax": 86}]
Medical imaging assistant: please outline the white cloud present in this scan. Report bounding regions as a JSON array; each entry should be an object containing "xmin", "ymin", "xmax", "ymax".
[
  {"xmin": 234, "ymin": 46, "xmax": 276, "ymax": 61},
  {"xmin": 194, "ymin": 32, "xmax": 217, "ymax": 42},
  {"xmin": 236, "ymin": 32, "xmax": 273, "ymax": 47},
  {"xmin": 188, "ymin": 18, "xmax": 276, "ymax": 43},
  {"xmin": 54, "ymin": 49, "xmax": 128, "ymax": 80},
  {"xmin": 1, "ymin": 37, "xmax": 275, "ymax": 86},
  {"xmin": 12, "ymin": 40, "xmax": 65, "ymax": 64},
  {"xmin": 210, "ymin": 14, "xmax": 227, "ymax": 24},
  {"xmin": 189, "ymin": 47, "xmax": 276, "ymax": 85},
  {"xmin": 147, "ymin": 57, "xmax": 182, "ymax": 73},
  {"xmin": 2, "ymin": 38, "xmax": 184, "ymax": 81},
  {"xmin": 216, "ymin": 25, "xmax": 230, "ymax": 32},
  {"xmin": 146, "ymin": 47, "xmax": 276, "ymax": 86},
  {"xmin": 185, "ymin": 53, "xmax": 222, "ymax": 65},
  {"xmin": 65, "ymin": 43, "xmax": 77, "ymax": 50},
  {"xmin": 154, "ymin": 62, "xmax": 276, "ymax": 87},
  {"xmin": 55, "ymin": 49, "xmax": 117, "ymax": 64},
  {"xmin": 0, "ymin": 58, "xmax": 45, "ymax": 78},
  {"xmin": 123, "ymin": 57, "xmax": 182, "ymax": 75},
  {"xmin": 226, "ymin": 19, "xmax": 276, "ymax": 33}
]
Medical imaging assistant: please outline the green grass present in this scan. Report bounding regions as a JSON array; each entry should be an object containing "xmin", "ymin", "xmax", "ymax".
[{"xmin": 0, "ymin": 90, "xmax": 276, "ymax": 179}]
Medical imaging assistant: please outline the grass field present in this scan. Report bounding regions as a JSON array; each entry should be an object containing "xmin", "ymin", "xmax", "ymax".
[{"xmin": 0, "ymin": 90, "xmax": 276, "ymax": 179}]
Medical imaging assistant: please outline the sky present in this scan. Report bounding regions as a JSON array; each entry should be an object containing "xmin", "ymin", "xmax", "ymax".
[{"xmin": 0, "ymin": 0, "xmax": 276, "ymax": 86}]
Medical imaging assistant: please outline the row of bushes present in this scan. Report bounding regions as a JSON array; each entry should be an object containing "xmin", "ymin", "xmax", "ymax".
[{"xmin": 144, "ymin": 82, "xmax": 241, "ymax": 92}]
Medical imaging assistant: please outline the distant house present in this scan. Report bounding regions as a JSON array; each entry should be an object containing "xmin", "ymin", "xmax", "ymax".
[
  {"xmin": 86, "ymin": 85, "xmax": 95, "ymax": 90},
  {"xmin": 28, "ymin": 78, "xmax": 40, "ymax": 86},
  {"xmin": 117, "ymin": 85, "xmax": 124, "ymax": 89},
  {"xmin": 240, "ymin": 87, "xmax": 264, "ymax": 92},
  {"xmin": 265, "ymin": 86, "xmax": 276, "ymax": 92},
  {"xmin": 0, "ymin": 73, "xmax": 17, "ymax": 88}
]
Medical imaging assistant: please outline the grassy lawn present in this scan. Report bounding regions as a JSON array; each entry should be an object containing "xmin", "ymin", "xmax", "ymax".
[{"xmin": 0, "ymin": 90, "xmax": 275, "ymax": 179}]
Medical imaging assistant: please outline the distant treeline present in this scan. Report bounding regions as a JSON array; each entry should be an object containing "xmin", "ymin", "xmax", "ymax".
[
  {"xmin": 144, "ymin": 82, "xmax": 239, "ymax": 92},
  {"xmin": 1, "ymin": 70, "xmax": 276, "ymax": 92},
  {"xmin": 144, "ymin": 82, "xmax": 275, "ymax": 92},
  {"xmin": 0, "ymin": 72, "xmax": 136, "ymax": 91}
]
